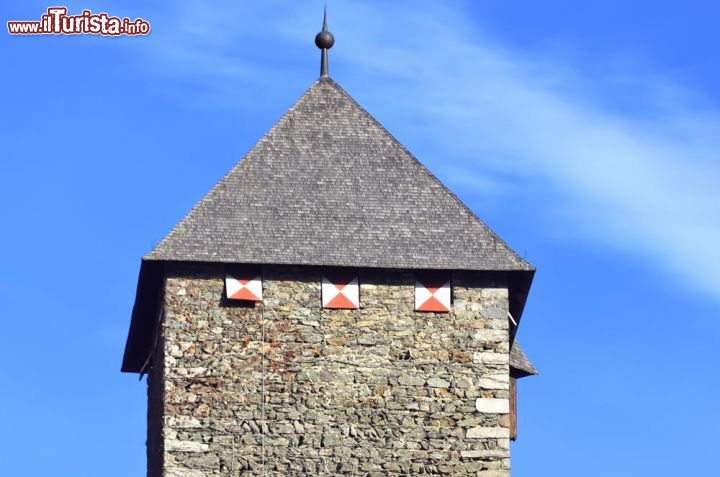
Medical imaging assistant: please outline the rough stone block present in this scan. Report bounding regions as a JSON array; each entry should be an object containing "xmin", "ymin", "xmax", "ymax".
[
  {"xmin": 426, "ymin": 377, "xmax": 451, "ymax": 388},
  {"xmin": 166, "ymin": 468, "xmax": 205, "ymax": 477},
  {"xmin": 473, "ymin": 352, "xmax": 509, "ymax": 365},
  {"xmin": 473, "ymin": 329, "xmax": 507, "ymax": 342},
  {"xmin": 476, "ymin": 471, "xmax": 509, "ymax": 477},
  {"xmin": 466, "ymin": 427, "xmax": 510, "ymax": 439},
  {"xmin": 476, "ymin": 373, "xmax": 509, "ymax": 390},
  {"xmin": 164, "ymin": 440, "xmax": 209, "ymax": 453},
  {"xmin": 475, "ymin": 398, "xmax": 509, "ymax": 414},
  {"xmin": 460, "ymin": 449, "xmax": 510, "ymax": 459},
  {"xmin": 398, "ymin": 374, "xmax": 426, "ymax": 386}
]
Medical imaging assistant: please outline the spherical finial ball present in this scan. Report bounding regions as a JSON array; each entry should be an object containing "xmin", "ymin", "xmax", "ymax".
[{"xmin": 315, "ymin": 30, "xmax": 335, "ymax": 49}]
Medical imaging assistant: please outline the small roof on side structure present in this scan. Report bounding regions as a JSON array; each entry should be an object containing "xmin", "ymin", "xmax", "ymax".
[
  {"xmin": 122, "ymin": 78, "xmax": 535, "ymax": 372},
  {"xmin": 510, "ymin": 343, "xmax": 538, "ymax": 379}
]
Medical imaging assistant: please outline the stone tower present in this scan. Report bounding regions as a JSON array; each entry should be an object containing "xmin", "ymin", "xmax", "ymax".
[{"xmin": 122, "ymin": 14, "xmax": 536, "ymax": 477}]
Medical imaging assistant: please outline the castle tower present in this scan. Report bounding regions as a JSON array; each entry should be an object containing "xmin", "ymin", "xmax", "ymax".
[{"xmin": 123, "ymin": 13, "xmax": 536, "ymax": 477}]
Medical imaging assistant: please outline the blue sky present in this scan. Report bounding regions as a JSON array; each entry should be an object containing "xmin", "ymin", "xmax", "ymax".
[{"xmin": 2, "ymin": 1, "xmax": 719, "ymax": 475}]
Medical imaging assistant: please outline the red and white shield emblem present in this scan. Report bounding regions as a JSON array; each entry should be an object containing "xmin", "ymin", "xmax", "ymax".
[
  {"xmin": 322, "ymin": 272, "xmax": 359, "ymax": 309},
  {"xmin": 415, "ymin": 275, "xmax": 451, "ymax": 312},
  {"xmin": 225, "ymin": 271, "xmax": 262, "ymax": 302}
]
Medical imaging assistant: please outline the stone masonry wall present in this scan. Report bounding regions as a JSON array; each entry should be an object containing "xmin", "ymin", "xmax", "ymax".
[{"xmin": 148, "ymin": 264, "xmax": 511, "ymax": 476}]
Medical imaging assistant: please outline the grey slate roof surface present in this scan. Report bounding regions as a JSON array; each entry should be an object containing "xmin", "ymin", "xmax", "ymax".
[
  {"xmin": 146, "ymin": 79, "xmax": 533, "ymax": 272},
  {"xmin": 510, "ymin": 342, "xmax": 538, "ymax": 378}
]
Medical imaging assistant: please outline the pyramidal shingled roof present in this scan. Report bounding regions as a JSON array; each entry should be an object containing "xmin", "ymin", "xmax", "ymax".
[
  {"xmin": 122, "ymin": 78, "xmax": 536, "ymax": 373},
  {"xmin": 146, "ymin": 79, "xmax": 532, "ymax": 272}
]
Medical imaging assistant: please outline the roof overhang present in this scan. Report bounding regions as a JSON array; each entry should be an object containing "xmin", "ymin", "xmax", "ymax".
[
  {"xmin": 121, "ymin": 259, "xmax": 165, "ymax": 373},
  {"xmin": 508, "ymin": 269, "xmax": 534, "ymax": 345},
  {"xmin": 122, "ymin": 260, "xmax": 535, "ymax": 373}
]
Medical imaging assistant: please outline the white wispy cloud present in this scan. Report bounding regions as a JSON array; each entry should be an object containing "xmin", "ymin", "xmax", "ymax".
[{"xmin": 136, "ymin": 0, "xmax": 720, "ymax": 300}]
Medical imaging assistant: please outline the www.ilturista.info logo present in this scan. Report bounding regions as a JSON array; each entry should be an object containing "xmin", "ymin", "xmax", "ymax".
[{"xmin": 7, "ymin": 7, "xmax": 150, "ymax": 36}]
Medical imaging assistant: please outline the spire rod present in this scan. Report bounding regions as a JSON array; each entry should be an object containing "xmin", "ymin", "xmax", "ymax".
[{"xmin": 315, "ymin": 4, "xmax": 335, "ymax": 78}]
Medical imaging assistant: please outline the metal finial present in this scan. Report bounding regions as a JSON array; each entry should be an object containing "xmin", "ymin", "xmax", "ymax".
[{"xmin": 315, "ymin": 4, "xmax": 334, "ymax": 78}]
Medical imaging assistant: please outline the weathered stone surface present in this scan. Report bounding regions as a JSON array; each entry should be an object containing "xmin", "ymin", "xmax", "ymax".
[
  {"xmin": 398, "ymin": 374, "xmax": 426, "ymax": 386},
  {"xmin": 499, "ymin": 413, "xmax": 511, "ymax": 428},
  {"xmin": 460, "ymin": 449, "xmax": 510, "ymax": 459},
  {"xmin": 473, "ymin": 329, "xmax": 507, "ymax": 342},
  {"xmin": 476, "ymin": 398, "xmax": 510, "ymax": 414},
  {"xmin": 473, "ymin": 352, "xmax": 509, "ymax": 365},
  {"xmin": 426, "ymin": 377, "xmax": 451, "ymax": 388},
  {"xmin": 147, "ymin": 265, "xmax": 511, "ymax": 476},
  {"xmin": 466, "ymin": 427, "xmax": 511, "ymax": 439},
  {"xmin": 476, "ymin": 373, "xmax": 510, "ymax": 390},
  {"xmin": 165, "ymin": 440, "xmax": 209, "ymax": 453},
  {"xmin": 477, "ymin": 471, "xmax": 510, "ymax": 477},
  {"xmin": 165, "ymin": 468, "xmax": 205, "ymax": 477}
]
